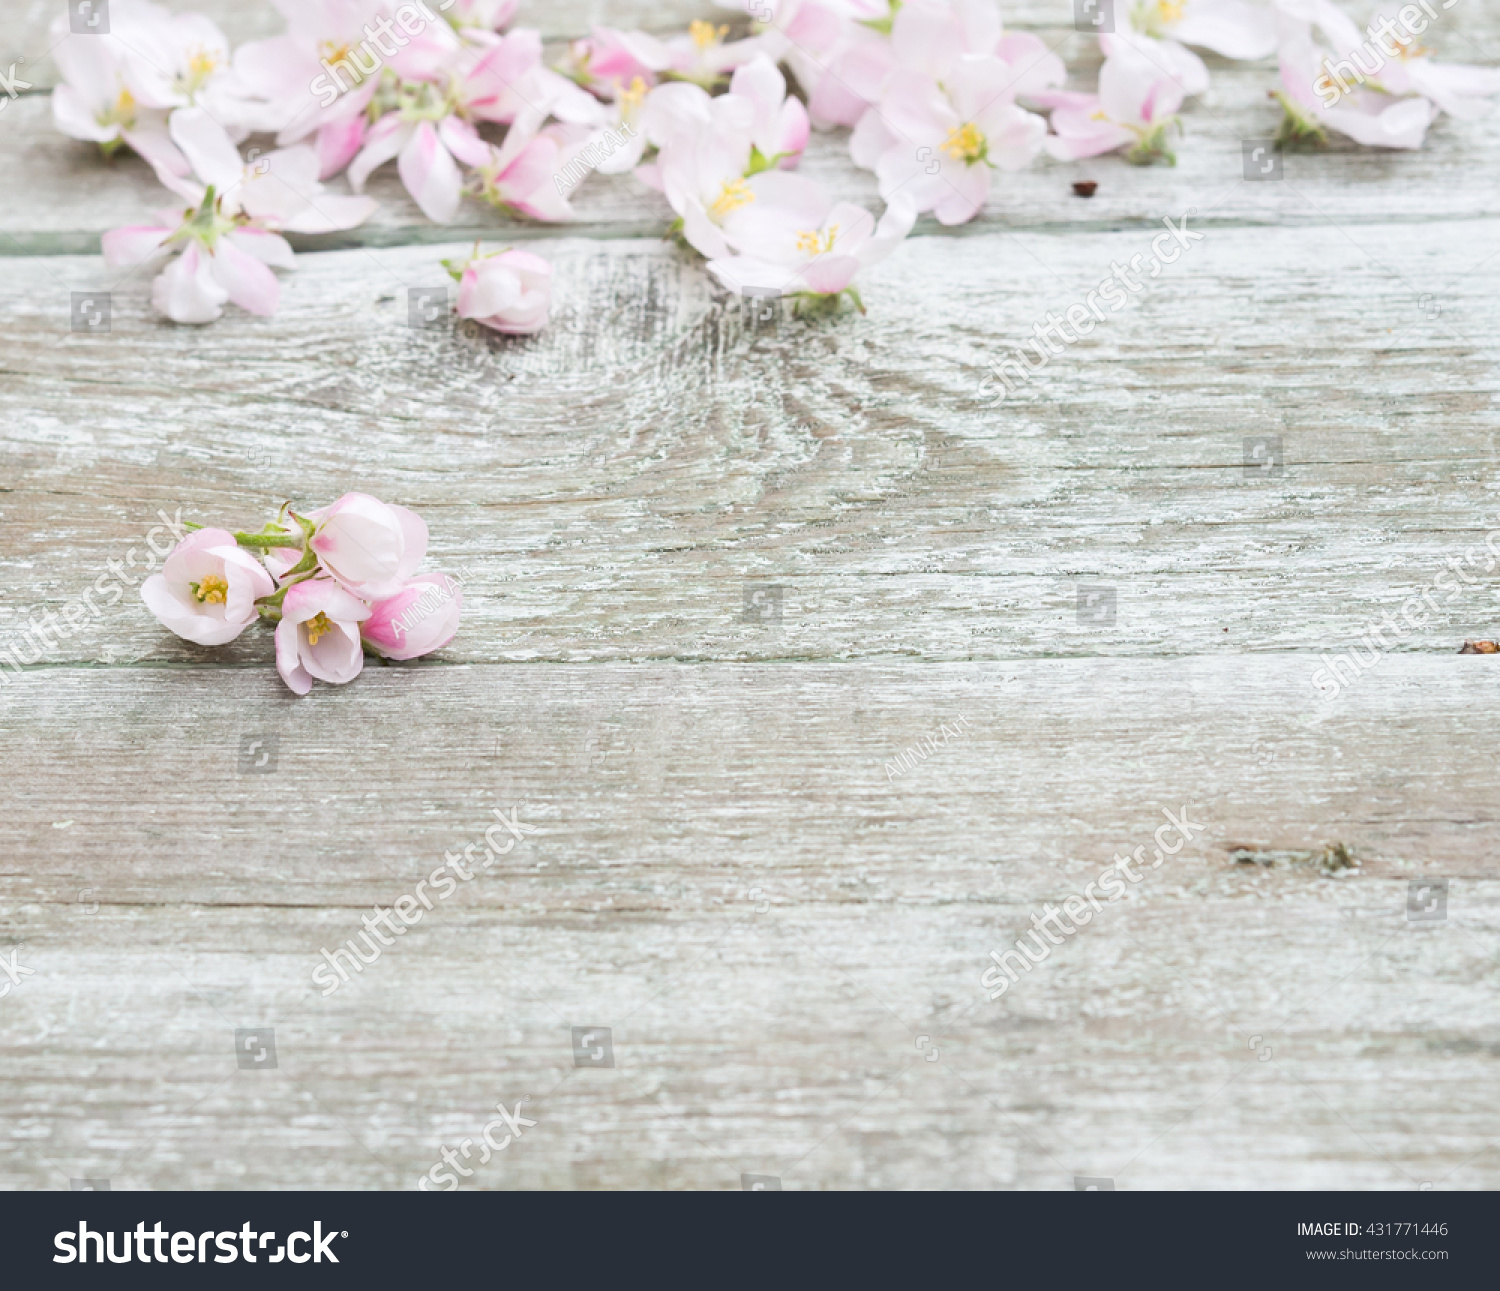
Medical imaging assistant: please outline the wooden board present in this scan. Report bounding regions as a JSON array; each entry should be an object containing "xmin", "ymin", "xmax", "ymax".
[
  {"xmin": 3, "ymin": 0, "xmax": 1500, "ymax": 1191},
  {"xmin": 2, "ymin": 660, "xmax": 1497, "ymax": 1190}
]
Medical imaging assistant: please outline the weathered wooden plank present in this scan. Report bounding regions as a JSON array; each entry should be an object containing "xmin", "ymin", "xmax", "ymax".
[
  {"xmin": 7, "ymin": 24, "xmax": 1500, "ymax": 250},
  {"xmin": 0, "ymin": 657, "xmax": 1496, "ymax": 1189},
  {"xmin": 3, "ymin": 221, "xmax": 1500, "ymax": 668}
]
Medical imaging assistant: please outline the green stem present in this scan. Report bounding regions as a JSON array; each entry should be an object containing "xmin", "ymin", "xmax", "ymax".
[{"xmin": 232, "ymin": 531, "xmax": 301, "ymax": 550}]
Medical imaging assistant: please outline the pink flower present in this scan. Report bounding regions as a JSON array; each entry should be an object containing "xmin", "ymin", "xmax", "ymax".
[
  {"xmin": 102, "ymin": 108, "xmax": 376, "ymax": 323},
  {"xmin": 362, "ymin": 573, "xmax": 464, "ymax": 659},
  {"xmin": 845, "ymin": 0, "xmax": 1060, "ymax": 223},
  {"xmin": 1035, "ymin": 45, "xmax": 1186, "ymax": 163},
  {"xmin": 49, "ymin": 14, "xmax": 188, "ymax": 176},
  {"xmin": 852, "ymin": 59, "xmax": 1050, "ymax": 224},
  {"xmin": 455, "ymin": 247, "xmax": 553, "ymax": 334},
  {"xmin": 730, "ymin": 55, "xmax": 811, "ymax": 169},
  {"xmin": 472, "ymin": 112, "xmax": 591, "ymax": 221},
  {"xmin": 752, "ymin": 0, "xmax": 896, "ymax": 130},
  {"xmin": 650, "ymin": 91, "xmax": 759, "ymax": 257},
  {"xmin": 659, "ymin": 20, "xmax": 764, "ymax": 88},
  {"xmin": 707, "ymin": 173, "xmax": 915, "ymax": 300},
  {"xmin": 274, "ymin": 578, "xmax": 372, "ymax": 695},
  {"xmin": 460, "ymin": 28, "xmax": 604, "ymax": 126},
  {"xmin": 56, "ymin": 0, "xmax": 262, "ymax": 139},
  {"xmin": 1122, "ymin": 0, "xmax": 1276, "ymax": 60},
  {"xmin": 308, "ymin": 492, "xmax": 428, "ymax": 599},
  {"xmin": 1100, "ymin": 18, "xmax": 1212, "ymax": 99},
  {"xmin": 348, "ymin": 111, "xmax": 492, "ymax": 225},
  {"xmin": 565, "ymin": 26, "xmax": 669, "ymax": 97},
  {"xmin": 444, "ymin": 0, "xmax": 520, "ymax": 42},
  {"xmin": 1274, "ymin": 0, "xmax": 1500, "ymax": 149},
  {"xmin": 140, "ymin": 527, "xmax": 275, "ymax": 646},
  {"xmin": 232, "ymin": 0, "xmax": 388, "ymax": 179}
]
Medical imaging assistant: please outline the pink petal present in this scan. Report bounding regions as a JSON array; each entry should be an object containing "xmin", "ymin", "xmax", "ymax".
[
  {"xmin": 398, "ymin": 121, "xmax": 464, "ymax": 224},
  {"xmin": 152, "ymin": 245, "xmax": 229, "ymax": 324},
  {"xmin": 102, "ymin": 225, "xmax": 174, "ymax": 269},
  {"xmin": 316, "ymin": 117, "xmax": 368, "ymax": 179},
  {"xmin": 211, "ymin": 237, "xmax": 282, "ymax": 316},
  {"xmin": 275, "ymin": 616, "xmax": 314, "ymax": 695}
]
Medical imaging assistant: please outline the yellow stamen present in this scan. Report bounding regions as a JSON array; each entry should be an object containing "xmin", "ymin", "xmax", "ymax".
[
  {"xmin": 940, "ymin": 122, "xmax": 986, "ymax": 163},
  {"xmin": 193, "ymin": 574, "xmax": 229, "ymax": 604},
  {"xmin": 618, "ymin": 75, "xmax": 648, "ymax": 116},
  {"xmin": 1157, "ymin": 0, "xmax": 1184, "ymax": 23},
  {"xmin": 690, "ymin": 19, "xmax": 727, "ymax": 50},
  {"xmin": 187, "ymin": 48, "xmax": 219, "ymax": 81},
  {"xmin": 710, "ymin": 177, "xmax": 755, "ymax": 217},
  {"xmin": 305, "ymin": 611, "xmax": 334, "ymax": 646},
  {"xmin": 100, "ymin": 86, "xmax": 136, "ymax": 128},
  {"xmin": 795, "ymin": 224, "xmax": 839, "ymax": 255}
]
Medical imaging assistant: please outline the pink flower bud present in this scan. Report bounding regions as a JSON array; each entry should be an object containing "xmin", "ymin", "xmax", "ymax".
[
  {"xmin": 362, "ymin": 573, "xmax": 464, "ymax": 660},
  {"xmin": 307, "ymin": 492, "xmax": 428, "ymax": 599},
  {"xmin": 456, "ymin": 249, "xmax": 552, "ymax": 334}
]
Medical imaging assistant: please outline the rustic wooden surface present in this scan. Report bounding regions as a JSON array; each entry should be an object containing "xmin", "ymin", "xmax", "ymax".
[{"xmin": 2, "ymin": 0, "xmax": 1499, "ymax": 1190}]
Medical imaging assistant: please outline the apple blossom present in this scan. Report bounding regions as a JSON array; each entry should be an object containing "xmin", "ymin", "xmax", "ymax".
[
  {"xmin": 469, "ymin": 111, "xmax": 592, "ymax": 221},
  {"xmin": 852, "ymin": 59, "xmax": 1050, "ymax": 224},
  {"xmin": 742, "ymin": 0, "xmax": 897, "ymax": 130},
  {"xmin": 232, "ymin": 0, "xmax": 389, "ymax": 179},
  {"xmin": 660, "ymin": 20, "xmax": 764, "ymax": 89},
  {"xmin": 651, "ymin": 90, "xmax": 759, "ymax": 258},
  {"xmin": 102, "ymin": 109, "xmax": 375, "ymax": 323},
  {"xmin": 1126, "ymin": 0, "xmax": 1277, "ymax": 60},
  {"xmin": 140, "ymin": 527, "xmax": 277, "ymax": 646},
  {"xmin": 451, "ymin": 246, "xmax": 553, "ymax": 334},
  {"xmin": 563, "ymin": 26, "xmax": 669, "ymax": 97},
  {"xmin": 707, "ymin": 172, "xmax": 915, "ymax": 309},
  {"xmin": 308, "ymin": 492, "xmax": 429, "ymax": 600},
  {"xmin": 1034, "ymin": 44, "xmax": 1186, "ymax": 163},
  {"xmin": 845, "ymin": 0, "xmax": 1061, "ymax": 223},
  {"xmin": 67, "ymin": 0, "xmax": 261, "ymax": 137},
  {"xmin": 442, "ymin": 0, "xmax": 520, "ymax": 43},
  {"xmin": 362, "ymin": 573, "xmax": 465, "ymax": 659},
  {"xmin": 274, "ymin": 578, "xmax": 373, "ymax": 695},
  {"xmin": 1273, "ymin": 0, "xmax": 1500, "ymax": 149},
  {"xmin": 49, "ymin": 15, "xmax": 189, "ymax": 176},
  {"xmin": 729, "ymin": 55, "xmax": 811, "ymax": 170},
  {"xmin": 343, "ymin": 28, "xmax": 601, "ymax": 221}
]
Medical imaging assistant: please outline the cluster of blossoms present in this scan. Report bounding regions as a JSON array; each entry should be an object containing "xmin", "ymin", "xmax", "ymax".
[
  {"xmin": 141, "ymin": 493, "xmax": 462, "ymax": 695},
  {"xmin": 52, "ymin": 0, "xmax": 1500, "ymax": 325}
]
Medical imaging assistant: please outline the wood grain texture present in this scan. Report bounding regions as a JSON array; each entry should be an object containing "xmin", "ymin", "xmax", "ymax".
[
  {"xmin": 3, "ymin": 222, "xmax": 1500, "ymax": 667},
  {"xmin": 1, "ymin": 660, "xmax": 1497, "ymax": 1190},
  {"xmin": 5, "ymin": 0, "xmax": 1500, "ymax": 1192}
]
